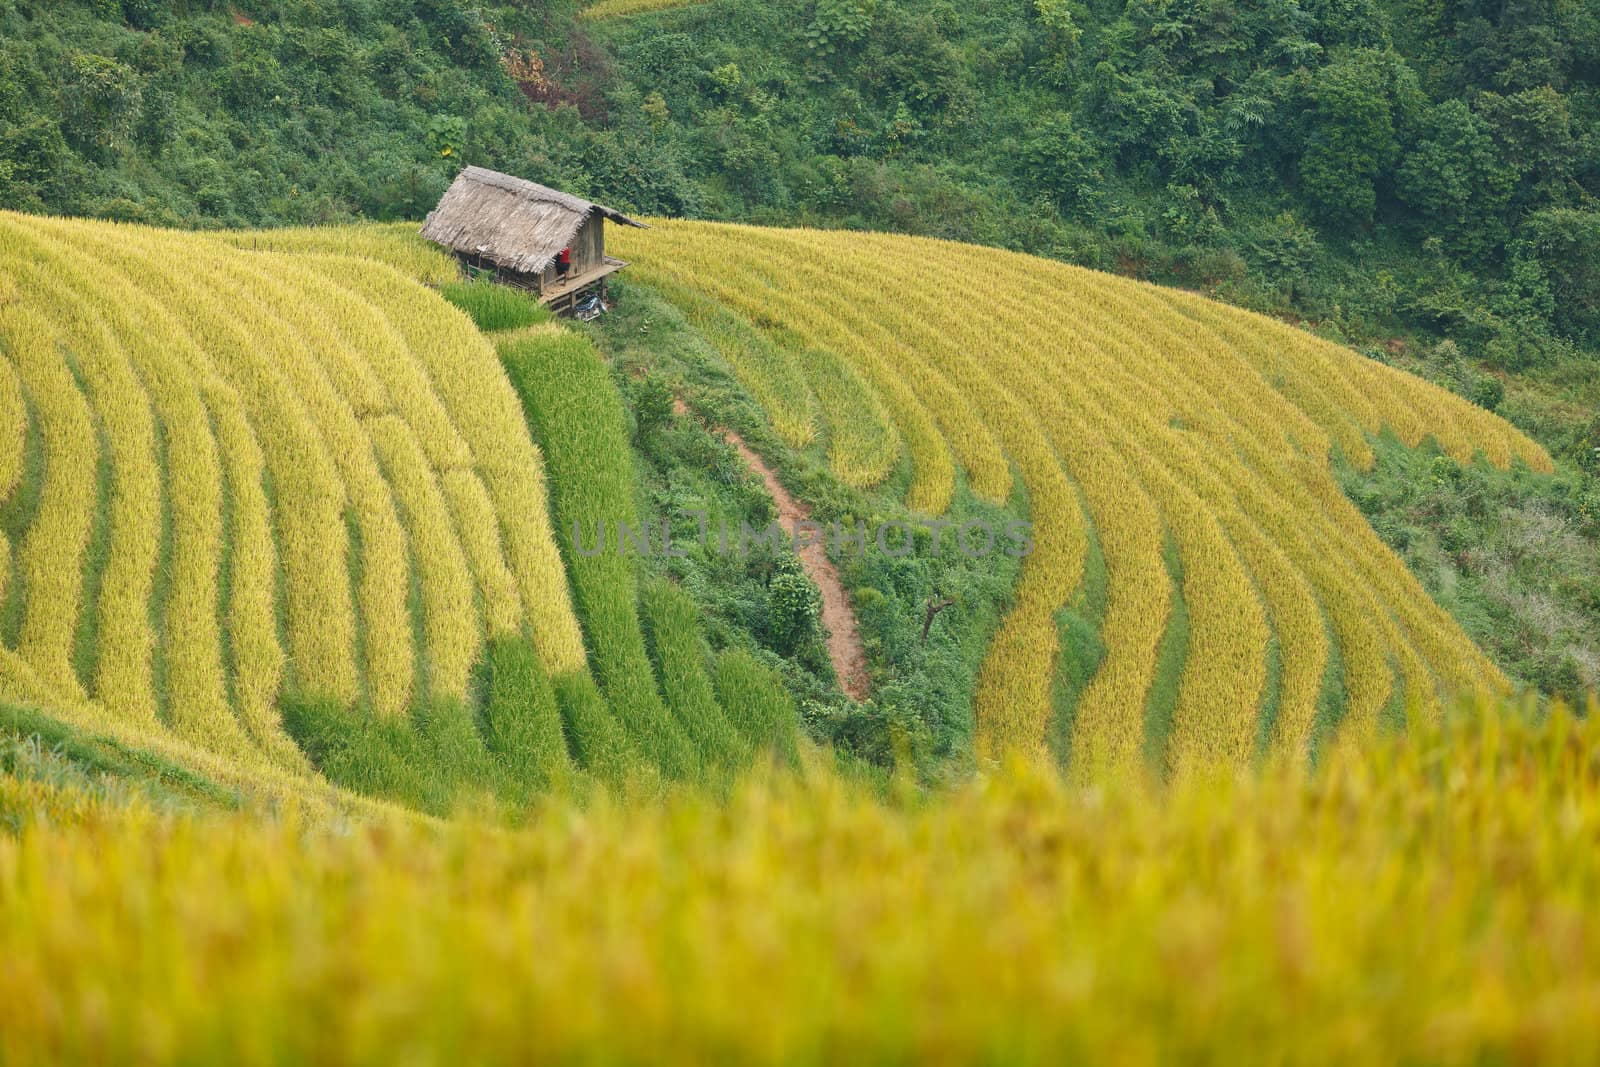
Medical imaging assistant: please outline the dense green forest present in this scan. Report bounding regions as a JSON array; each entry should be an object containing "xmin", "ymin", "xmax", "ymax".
[{"xmin": 2, "ymin": 0, "xmax": 1597, "ymax": 699}]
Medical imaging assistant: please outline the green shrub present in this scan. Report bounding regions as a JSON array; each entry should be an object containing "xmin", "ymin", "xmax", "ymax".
[
  {"xmin": 440, "ymin": 279, "xmax": 549, "ymax": 333},
  {"xmin": 767, "ymin": 568, "xmax": 821, "ymax": 655}
]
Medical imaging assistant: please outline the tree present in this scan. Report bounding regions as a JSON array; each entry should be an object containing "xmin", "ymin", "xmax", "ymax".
[
  {"xmin": 1019, "ymin": 114, "xmax": 1102, "ymax": 216},
  {"xmin": 1033, "ymin": 0, "xmax": 1081, "ymax": 85},
  {"xmin": 1514, "ymin": 209, "xmax": 1600, "ymax": 344},
  {"xmin": 1297, "ymin": 49, "xmax": 1415, "ymax": 225},
  {"xmin": 1477, "ymin": 87, "xmax": 1574, "ymax": 208},
  {"xmin": 60, "ymin": 52, "xmax": 142, "ymax": 159},
  {"xmin": 1396, "ymin": 99, "xmax": 1515, "ymax": 259},
  {"xmin": 806, "ymin": 0, "xmax": 878, "ymax": 62},
  {"xmin": 426, "ymin": 114, "xmax": 468, "ymax": 160}
]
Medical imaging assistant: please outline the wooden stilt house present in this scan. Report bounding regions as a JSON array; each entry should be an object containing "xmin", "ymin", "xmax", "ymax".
[{"xmin": 420, "ymin": 166, "xmax": 647, "ymax": 314}]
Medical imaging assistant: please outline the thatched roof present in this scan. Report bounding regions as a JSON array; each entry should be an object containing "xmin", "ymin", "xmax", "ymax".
[{"xmin": 420, "ymin": 166, "xmax": 647, "ymax": 275}]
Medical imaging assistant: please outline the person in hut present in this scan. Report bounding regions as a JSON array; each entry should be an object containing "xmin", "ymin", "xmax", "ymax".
[{"xmin": 556, "ymin": 246, "xmax": 572, "ymax": 280}]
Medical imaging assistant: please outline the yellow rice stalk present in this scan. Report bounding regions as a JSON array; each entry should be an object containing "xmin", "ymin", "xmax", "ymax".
[
  {"xmin": 327, "ymin": 265, "xmax": 586, "ymax": 676},
  {"xmin": 0, "ymin": 301, "xmax": 94, "ymax": 701},
  {"xmin": 440, "ymin": 470, "xmax": 525, "ymax": 639},
  {"xmin": 208, "ymin": 222, "xmax": 460, "ymax": 286},
  {"xmin": 0, "ymin": 337, "xmax": 24, "ymax": 501},
  {"xmin": 609, "ymin": 221, "xmax": 1545, "ymax": 764},
  {"xmin": 4, "ymin": 257, "xmax": 162, "ymax": 722},
  {"xmin": 216, "ymin": 254, "xmax": 415, "ymax": 719},
  {"xmin": 57, "ymin": 224, "xmax": 363, "ymax": 707},
  {"xmin": 368, "ymin": 415, "xmax": 482, "ymax": 701}
]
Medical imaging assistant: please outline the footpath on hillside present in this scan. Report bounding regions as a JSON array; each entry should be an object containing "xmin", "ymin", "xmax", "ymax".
[{"xmin": 673, "ymin": 399, "xmax": 870, "ymax": 702}]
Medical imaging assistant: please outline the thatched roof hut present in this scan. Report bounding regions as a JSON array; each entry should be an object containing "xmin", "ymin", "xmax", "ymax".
[{"xmin": 420, "ymin": 167, "xmax": 646, "ymax": 308}]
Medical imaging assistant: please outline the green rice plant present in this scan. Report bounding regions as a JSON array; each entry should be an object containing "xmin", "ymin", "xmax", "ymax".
[
  {"xmin": 482, "ymin": 635, "xmax": 572, "ymax": 789},
  {"xmin": 713, "ymin": 648, "xmax": 798, "ymax": 766},
  {"xmin": 499, "ymin": 331, "xmax": 698, "ymax": 780},
  {"xmin": 640, "ymin": 579, "xmax": 750, "ymax": 774},
  {"xmin": 280, "ymin": 695, "xmax": 441, "ymax": 813},
  {"xmin": 551, "ymin": 670, "xmax": 637, "ymax": 787},
  {"xmin": 439, "ymin": 279, "xmax": 551, "ymax": 333},
  {"xmin": 410, "ymin": 696, "xmax": 511, "ymax": 806}
]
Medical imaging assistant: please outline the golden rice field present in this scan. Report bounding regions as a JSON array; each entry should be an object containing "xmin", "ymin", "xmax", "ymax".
[
  {"xmin": 581, "ymin": 0, "xmax": 708, "ymax": 20},
  {"xmin": 0, "ymin": 212, "xmax": 1593, "ymax": 1064},
  {"xmin": 0, "ymin": 213, "xmax": 583, "ymax": 790},
  {"xmin": 3, "ymin": 698, "xmax": 1599, "ymax": 1065},
  {"xmin": 609, "ymin": 221, "xmax": 1552, "ymax": 773}
]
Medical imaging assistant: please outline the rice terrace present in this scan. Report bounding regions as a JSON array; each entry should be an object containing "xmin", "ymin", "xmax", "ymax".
[{"xmin": 3, "ymin": 0, "xmax": 1600, "ymax": 1062}]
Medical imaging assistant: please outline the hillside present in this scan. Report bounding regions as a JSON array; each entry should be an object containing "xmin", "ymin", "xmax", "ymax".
[
  {"xmin": 4, "ymin": 0, "xmax": 1596, "ymax": 705},
  {"xmin": 0, "ymin": 213, "xmax": 798, "ymax": 806},
  {"xmin": 4, "ymin": 5, "xmax": 1600, "ymax": 1058},
  {"xmin": 607, "ymin": 221, "xmax": 1549, "ymax": 769},
  {"xmin": 1, "ymin": 210, "xmax": 1553, "ymax": 796},
  {"xmin": 3, "ymin": 218, "xmax": 1600, "ymax": 1064}
]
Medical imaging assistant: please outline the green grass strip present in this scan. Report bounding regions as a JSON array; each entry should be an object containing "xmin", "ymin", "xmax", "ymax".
[
  {"xmin": 1254, "ymin": 629, "xmax": 1285, "ymax": 763},
  {"xmin": 0, "ymin": 390, "xmax": 45, "ymax": 649},
  {"xmin": 1142, "ymin": 532, "xmax": 1189, "ymax": 776},
  {"xmin": 1046, "ymin": 484, "xmax": 1108, "ymax": 771},
  {"xmin": 641, "ymin": 578, "xmax": 750, "ymax": 776},
  {"xmin": 0, "ymin": 701, "xmax": 240, "ymax": 809},
  {"xmin": 439, "ymin": 279, "xmax": 551, "ymax": 333},
  {"xmin": 713, "ymin": 648, "xmax": 799, "ymax": 768},
  {"xmin": 499, "ymin": 332, "xmax": 698, "ymax": 781},
  {"xmin": 68, "ymin": 369, "xmax": 114, "ymax": 697},
  {"xmin": 482, "ymin": 635, "xmax": 574, "ymax": 789},
  {"xmin": 1308, "ymin": 613, "xmax": 1349, "ymax": 767}
]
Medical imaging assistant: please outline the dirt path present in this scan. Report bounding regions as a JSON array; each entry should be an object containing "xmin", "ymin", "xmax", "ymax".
[{"xmin": 675, "ymin": 399, "xmax": 870, "ymax": 701}]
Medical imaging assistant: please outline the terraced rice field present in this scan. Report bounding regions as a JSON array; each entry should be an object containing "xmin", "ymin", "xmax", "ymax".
[
  {"xmin": 0, "ymin": 211, "xmax": 1552, "ymax": 792},
  {"xmin": 581, "ymin": 0, "xmax": 708, "ymax": 20},
  {"xmin": 0, "ymin": 214, "xmax": 583, "ymax": 779},
  {"xmin": 610, "ymin": 221, "xmax": 1552, "ymax": 773}
]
